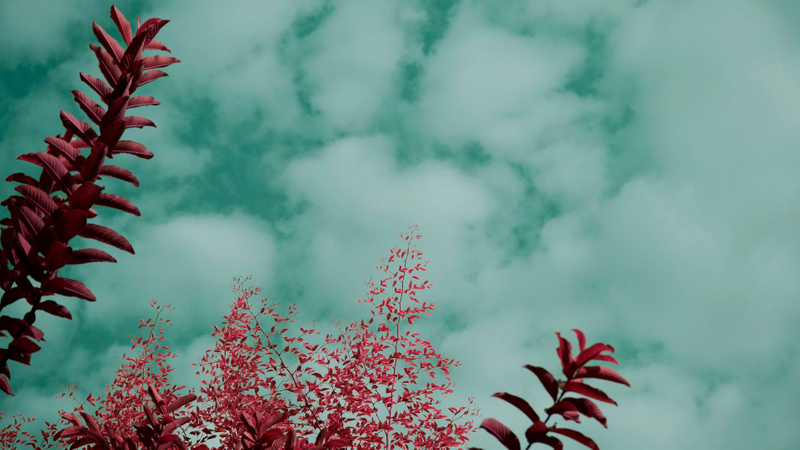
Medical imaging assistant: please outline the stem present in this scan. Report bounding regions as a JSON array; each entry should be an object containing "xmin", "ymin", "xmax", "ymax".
[{"xmin": 385, "ymin": 232, "xmax": 414, "ymax": 450}]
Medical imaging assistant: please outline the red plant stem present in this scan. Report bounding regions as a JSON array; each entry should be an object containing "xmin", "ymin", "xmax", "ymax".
[{"xmin": 385, "ymin": 232, "xmax": 414, "ymax": 450}]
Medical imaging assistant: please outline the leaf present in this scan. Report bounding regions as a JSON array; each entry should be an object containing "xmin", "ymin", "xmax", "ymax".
[
  {"xmin": 36, "ymin": 300, "xmax": 72, "ymax": 320},
  {"xmin": 6, "ymin": 173, "xmax": 39, "ymax": 187},
  {"xmin": 556, "ymin": 332, "xmax": 575, "ymax": 377},
  {"xmin": 41, "ymin": 277, "xmax": 96, "ymax": 301},
  {"xmin": 0, "ymin": 375, "xmax": 12, "ymax": 396},
  {"xmin": 113, "ymin": 140, "xmax": 153, "ymax": 159},
  {"xmin": 45, "ymin": 137, "xmax": 84, "ymax": 169},
  {"xmin": 524, "ymin": 365, "xmax": 559, "ymax": 402},
  {"xmin": 574, "ymin": 365, "xmax": 630, "ymax": 387},
  {"xmin": 128, "ymin": 95, "xmax": 160, "ymax": 108},
  {"xmin": 16, "ymin": 204, "xmax": 45, "ymax": 236},
  {"xmin": 101, "ymin": 96, "xmax": 130, "ymax": 130},
  {"xmin": 90, "ymin": 43, "xmax": 122, "ymax": 86},
  {"xmin": 9, "ymin": 336, "xmax": 41, "ymax": 354},
  {"xmin": 71, "ymin": 90, "xmax": 106, "ymax": 125},
  {"xmin": 547, "ymin": 398, "xmax": 607, "ymax": 428},
  {"xmin": 492, "ymin": 392, "xmax": 540, "ymax": 423},
  {"xmin": 575, "ymin": 343, "xmax": 615, "ymax": 368},
  {"xmin": 92, "ymin": 21, "xmax": 124, "ymax": 63},
  {"xmin": 69, "ymin": 248, "xmax": 117, "ymax": 265},
  {"xmin": 79, "ymin": 223, "xmax": 134, "ymax": 254},
  {"xmin": 110, "ymin": 5, "xmax": 133, "ymax": 44},
  {"xmin": 548, "ymin": 427, "xmax": 599, "ymax": 450},
  {"xmin": 166, "ymin": 394, "xmax": 197, "ymax": 414},
  {"xmin": 137, "ymin": 69, "xmax": 168, "ymax": 87},
  {"xmin": 15, "ymin": 185, "xmax": 58, "ymax": 216},
  {"xmin": 18, "ymin": 152, "xmax": 74, "ymax": 194},
  {"xmin": 70, "ymin": 182, "xmax": 104, "ymax": 211},
  {"xmin": 80, "ymin": 72, "xmax": 112, "ymax": 103},
  {"xmin": 99, "ymin": 165, "xmax": 139, "ymax": 186},
  {"xmin": 60, "ymin": 110, "xmax": 98, "ymax": 146},
  {"xmin": 121, "ymin": 19, "xmax": 169, "ymax": 70},
  {"xmin": 562, "ymin": 381, "xmax": 617, "ymax": 405},
  {"xmin": 124, "ymin": 116, "xmax": 156, "ymax": 129},
  {"xmin": 480, "ymin": 418, "xmax": 520, "ymax": 450},
  {"xmin": 573, "ymin": 329, "xmax": 586, "ymax": 353},
  {"xmin": 45, "ymin": 241, "xmax": 74, "ymax": 271},
  {"xmin": 94, "ymin": 193, "xmax": 139, "ymax": 216},
  {"xmin": 56, "ymin": 209, "xmax": 88, "ymax": 241},
  {"xmin": 145, "ymin": 39, "xmax": 171, "ymax": 53},
  {"xmin": 141, "ymin": 55, "xmax": 180, "ymax": 70}
]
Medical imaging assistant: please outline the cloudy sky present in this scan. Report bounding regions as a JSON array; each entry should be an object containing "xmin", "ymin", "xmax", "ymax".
[{"xmin": 1, "ymin": 0, "xmax": 799, "ymax": 448}]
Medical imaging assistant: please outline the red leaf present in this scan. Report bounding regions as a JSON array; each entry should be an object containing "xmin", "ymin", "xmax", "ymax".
[
  {"xmin": 71, "ymin": 90, "xmax": 106, "ymax": 125},
  {"xmin": 141, "ymin": 55, "xmax": 180, "ymax": 70},
  {"xmin": 562, "ymin": 381, "xmax": 617, "ymax": 405},
  {"xmin": 548, "ymin": 427, "xmax": 599, "ymax": 450},
  {"xmin": 36, "ymin": 300, "xmax": 72, "ymax": 320},
  {"xmin": 524, "ymin": 365, "xmax": 559, "ymax": 402},
  {"xmin": 128, "ymin": 95, "xmax": 160, "ymax": 108},
  {"xmin": 95, "ymin": 193, "xmax": 140, "ymax": 216},
  {"xmin": 124, "ymin": 116, "xmax": 156, "ymax": 129},
  {"xmin": 90, "ymin": 44, "xmax": 122, "ymax": 86},
  {"xmin": 45, "ymin": 241, "xmax": 74, "ymax": 271},
  {"xmin": 0, "ymin": 375, "xmax": 12, "ymax": 396},
  {"xmin": 573, "ymin": 329, "xmax": 586, "ymax": 353},
  {"xmin": 547, "ymin": 398, "xmax": 607, "ymax": 428},
  {"xmin": 492, "ymin": 392, "xmax": 540, "ymax": 423},
  {"xmin": 556, "ymin": 332, "xmax": 576, "ymax": 377},
  {"xmin": 6, "ymin": 173, "xmax": 39, "ymax": 187},
  {"xmin": 574, "ymin": 365, "xmax": 630, "ymax": 387},
  {"xmin": 99, "ymin": 165, "xmax": 140, "ymax": 186},
  {"xmin": 9, "ymin": 336, "xmax": 41, "ymax": 354},
  {"xmin": 92, "ymin": 21, "xmax": 124, "ymax": 64},
  {"xmin": 80, "ymin": 72, "xmax": 112, "ymax": 104},
  {"xmin": 70, "ymin": 182, "xmax": 104, "ymax": 211},
  {"xmin": 44, "ymin": 137, "xmax": 84, "ymax": 169},
  {"xmin": 60, "ymin": 110, "xmax": 98, "ymax": 146},
  {"xmin": 110, "ymin": 5, "xmax": 133, "ymax": 45},
  {"xmin": 69, "ymin": 248, "xmax": 117, "ymax": 265},
  {"xmin": 479, "ymin": 418, "xmax": 520, "ymax": 450},
  {"xmin": 14, "ymin": 185, "xmax": 58, "ymax": 216},
  {"xmin": 18, "ymin": 152, "xmax": 74, "ymax": 194},
  {"xmin": 145, "ymin": 39, "xmax": 171, "ymax": 53},
  {"xmin": 42, "ymin": 277, "xmax": 96, "ymax": 301},
  {"xmin": 79, "ymin": 223, "xmax": 134, "ymax": 254},
  {"xmin": 137, "ymin": 69, "xmax": 168, "ymax": 87},
  {"xmin": 113, "ymin": 140, "xmax": 153, "ymax": 159},
  {"xmin": 121, "ymin": 19, "xmax": 169, "ymax": 70},
  {"xmin": 575, "ymin": 343, "xmax": 615, "ymax": 368},
  {"xmin": 56, "ymin": 209, "xmax": 88, "ymax": 241}
]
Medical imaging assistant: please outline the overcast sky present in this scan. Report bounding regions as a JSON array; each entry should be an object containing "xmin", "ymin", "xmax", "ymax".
[{"xmin": 1, "ymin": 0, "xmax": 799, "ymax": 448}]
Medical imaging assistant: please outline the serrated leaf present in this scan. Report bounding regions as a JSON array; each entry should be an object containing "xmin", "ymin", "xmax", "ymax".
[{"xmin": 79, "ymin": 223, "xmax": 134, "ymax": 254}]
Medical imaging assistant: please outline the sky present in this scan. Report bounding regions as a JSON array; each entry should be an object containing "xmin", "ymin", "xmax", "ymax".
[{"xmin": 1, "ymin": 0, "xmax": 799, "ymax": 448}]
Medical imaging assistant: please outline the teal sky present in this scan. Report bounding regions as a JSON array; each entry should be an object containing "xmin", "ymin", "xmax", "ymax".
[{"xmin": 1, "ymin": 0, "xmax": 799, "ymax": 448}]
